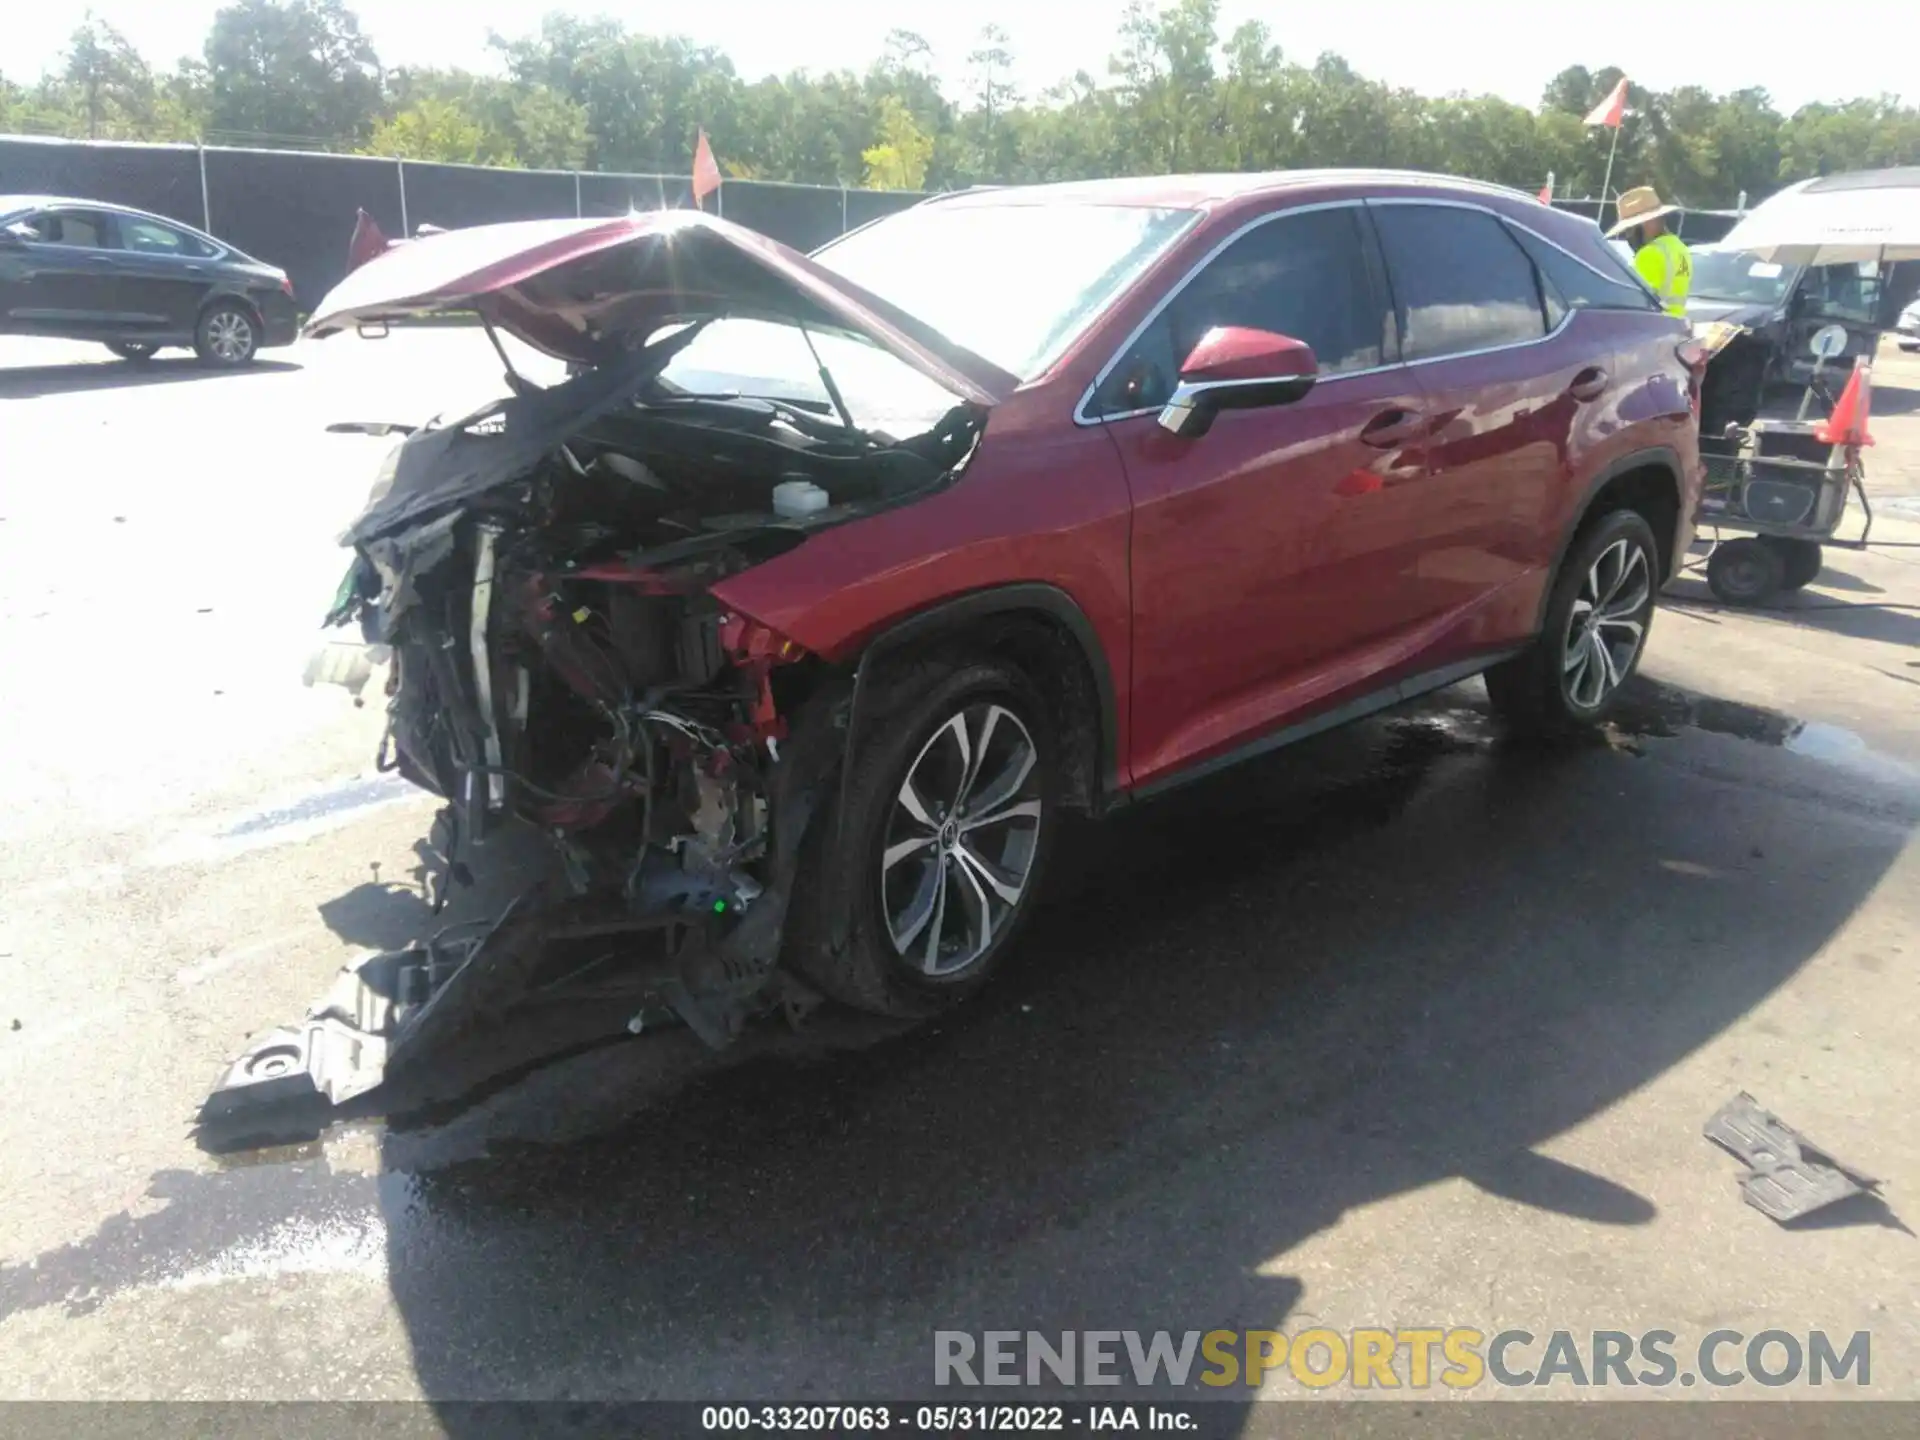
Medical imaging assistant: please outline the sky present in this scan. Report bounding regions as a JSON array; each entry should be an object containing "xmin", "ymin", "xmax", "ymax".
[{"xmin": 8, "ymin": 0, "xmax": 1914, "ymax": 114}]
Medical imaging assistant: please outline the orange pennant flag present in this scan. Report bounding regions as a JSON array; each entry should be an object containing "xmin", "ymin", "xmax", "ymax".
[
  {"xmin": 1584, "ymin": 77, "xmax": 1629, "ymax": 128},
  {"xmin": 693, "ymin": 129, "xmax": 723, "ymax": 208}
]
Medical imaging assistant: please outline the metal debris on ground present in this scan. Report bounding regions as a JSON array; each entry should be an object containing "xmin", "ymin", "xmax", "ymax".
[{"xmin": 1704, "ymin": 1091, "xmax": 1882, "ymax": 1223}]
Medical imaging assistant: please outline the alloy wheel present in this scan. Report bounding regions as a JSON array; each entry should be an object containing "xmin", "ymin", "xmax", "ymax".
[
  {"xmin": 880, "ymin": 703, "xmax": 1044, "ymax": 977},
  {"xmin": 1563, "ymin": 536, "xmax": 1651, "ymax": 709},
  {"xmin": 206, "ymin": 310, "xmax": 253, "ymax": 362}
]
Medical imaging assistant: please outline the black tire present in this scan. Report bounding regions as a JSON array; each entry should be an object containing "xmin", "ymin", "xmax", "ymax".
[
  {"xmin": 194, "ymin": 301, "xmax": 259, "ymax": 367},
  {"xmin": 784, "ymin": 652, "xmax": 1059, "ymax": 1018},
  {"xmin": 106, "ymin": 341, "xmax": 159, "ymax": 362},
  {"xmin": 1762, "ymin": 536, "xmax": 1823, "ymax": 591},
  {"xmin": 1485, "ymin": 508, "xmax": 1660, "ymax": 737},
  {"xmin": 1706, "ymin": 537, "xmax": 1786, "ymax": 605}
]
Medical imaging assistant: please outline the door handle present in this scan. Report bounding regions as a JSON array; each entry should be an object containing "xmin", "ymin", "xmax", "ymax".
[
  {"xmin": 1359, "ymin": 408, "xmax": 1427, "ymax": 448},
  {"xmin": 1567, "ymin": 366, "xmax": 1609, "ymax": 402}
]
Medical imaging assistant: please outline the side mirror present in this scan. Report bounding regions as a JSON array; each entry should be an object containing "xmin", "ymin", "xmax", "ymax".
[
  {"xmin": 1158, "ymin": 326, "xmax": 1318, "ymax": 438},
  {"xmin": 0, "ymin": 223, "xmax": 32, "ymax": 246}
]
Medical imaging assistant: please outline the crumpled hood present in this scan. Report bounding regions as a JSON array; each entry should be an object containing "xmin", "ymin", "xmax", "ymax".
[
  {"xmin": 340, "ymin": 343, "xmax": 697, "ymax": 547},
  {"xmin": 304, "ymin": 210, "xmax": 1017, "ymax": 409}
]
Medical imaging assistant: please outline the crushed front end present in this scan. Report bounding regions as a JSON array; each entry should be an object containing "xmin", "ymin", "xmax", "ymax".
[{"xmin": 201, "ymin": 345, "xmax": 983, "ymax": 1142}]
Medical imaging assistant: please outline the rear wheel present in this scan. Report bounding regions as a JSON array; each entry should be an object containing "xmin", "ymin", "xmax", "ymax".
[
  {"xmin": 785, "ymin": 653, "xmax": 1057, "ymax": 1018},
  {"xmin": 1762, "ymin": 536, "xmax": 1823, "ymax": 591},
  {"xmin": 1485, "ymin": 509, "xmax": 1659, "ymax": 736},
  {"xmin": 106, "ymin": 341, "xmax": 159, "ymax": 362},
  {"xmin": 195, "ymin": 302, "xmax": 258, "ymax": 367},
  {"xmin": 1706, "ymin": 537, "xmax": 1786, "ymax": 605}
]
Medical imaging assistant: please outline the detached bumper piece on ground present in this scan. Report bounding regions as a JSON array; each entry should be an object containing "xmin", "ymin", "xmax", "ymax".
[
  {"xmin": 1704, "ymin": 1091, "xmax": 1883, "ymax": 1224},
  {"xmin": 197, "ymin": 888, "xmax": 828, "ymax": 1148}
]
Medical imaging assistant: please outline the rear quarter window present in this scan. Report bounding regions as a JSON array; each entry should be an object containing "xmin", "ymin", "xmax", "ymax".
[
  {"xmin": 120, "ymin": 217, "xmax": 219, "ymax": 259},
  {"xmin": 1506, "ymin": 221, "xmax": 1660, "ymax": 313}
]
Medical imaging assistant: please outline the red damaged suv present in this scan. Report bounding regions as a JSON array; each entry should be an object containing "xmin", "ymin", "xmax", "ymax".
[{"xmin": 273, "ymin": 170, "xmax": 1699, "ymax": 1108}]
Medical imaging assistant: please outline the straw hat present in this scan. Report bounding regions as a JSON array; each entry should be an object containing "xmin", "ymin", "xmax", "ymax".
[{"xmin": 1608, "ymin": 185, "xmax": 1681, "ymax": 237}]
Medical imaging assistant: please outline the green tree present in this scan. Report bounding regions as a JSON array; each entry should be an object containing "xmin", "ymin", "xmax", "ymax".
[
  {"xmin": 1780, "ymin": 98, "xmax": 1920, "ymax": 179},
  {"xmin": 365, "ymin": 96, "xmax": 502, "ymax": 164},
  {"xmin": 862, "ymin": 95, "xmax": 934, "ymax": 189},
  {"xmin": 63, "ymin": 15, "xmax": 158, "ymax": 139},
  {"xmin": 1214, "ymin": 22, "xmax": 1295, "ymax": 172},
  {"xmin": 378, "ymin": 68, "xmax": 589, "ymax": 169},
  {"xmin": 1705, "ymin": 89, "xmax": 1785, "ymax": 205},
  {"xmin": 493, "ymin": 17, "xmax": 745, "ymax": 173},
  {"xmin": 1110, "ymin": 0, "xmax": 1220, "ymax": 172},
  {"xmin": 507, "ymin": 85, "xmax": 592, "ymax": 170},
  {"xmin": 12, "ymin": 0, "xmax": 1920, "ymax": 209},
  {"xmin": 203, "ymin": 0, "xmax": 382, "ymax": 146}
]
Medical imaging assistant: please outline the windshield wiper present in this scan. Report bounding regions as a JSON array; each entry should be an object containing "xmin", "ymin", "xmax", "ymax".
[{"xmin": 672, "ymin": 392, "xmax": 837, "ymax": 416}]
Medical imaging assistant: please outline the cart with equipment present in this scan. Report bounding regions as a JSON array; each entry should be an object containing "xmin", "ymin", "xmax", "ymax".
[{"xmin": 1697, "ymin": 325, "xmax": 1875, "ymax": 605}]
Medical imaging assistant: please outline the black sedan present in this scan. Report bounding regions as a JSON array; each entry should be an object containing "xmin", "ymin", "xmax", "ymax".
[{"xmin": 0, "ymin": 195, "xmax": 298, "ymax": 366}]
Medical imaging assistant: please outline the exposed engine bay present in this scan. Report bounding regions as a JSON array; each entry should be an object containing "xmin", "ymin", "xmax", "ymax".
[{"xmin": 200, "ymin": 336, "xmax": 985, "ymax": 1143}]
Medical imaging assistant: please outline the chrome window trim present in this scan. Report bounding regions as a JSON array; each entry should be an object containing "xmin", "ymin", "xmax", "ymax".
[{"xmin": 1077, "ymin": 193, "xmax": 1606, "ymax": 427}]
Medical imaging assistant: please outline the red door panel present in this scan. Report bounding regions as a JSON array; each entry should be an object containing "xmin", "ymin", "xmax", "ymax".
[
  {"xmin": 1112, "ymin": 364, "xmax": 1432, "ymax": 786},
  {"xmin": 1401, "ymin": 322, "xmax": 1615, "ymax": 656}
]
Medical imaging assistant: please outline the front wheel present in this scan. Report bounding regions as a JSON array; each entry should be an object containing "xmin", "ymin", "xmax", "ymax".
[
  {"xmin": 784, "ymin": 654, "xmax": 1058, "ymax": 1018},
  {"xmin": 106, "ymin": 341, "xmax": 159, "ymax": 362},
  {"xmin": 1485, "ymin": 508, "xmax": 1659, "ymax": 737},
  {"xmin": 195, "ymin": 302, "xmax": 258, "ymax": 367}
]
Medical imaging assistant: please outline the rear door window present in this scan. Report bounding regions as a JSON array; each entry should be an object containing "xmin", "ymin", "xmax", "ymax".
[
  {"xmin": 1371, "ymin": 204, "xmax": 1548, "ymax": 360},
  {"xmin": 1091, "ymin": 204, "xmax": 1393, "ymax": 416}
]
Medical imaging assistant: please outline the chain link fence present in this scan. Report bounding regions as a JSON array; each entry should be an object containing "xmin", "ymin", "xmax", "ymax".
[{"xmin": 0, "ymin": 133, "xmax": 929, "ymax": 311}]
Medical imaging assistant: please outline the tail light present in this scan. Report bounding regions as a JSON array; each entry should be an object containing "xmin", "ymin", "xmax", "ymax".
[{"xmin": 279, "ymin": 275, "xmax": 295, "ymax": 300}]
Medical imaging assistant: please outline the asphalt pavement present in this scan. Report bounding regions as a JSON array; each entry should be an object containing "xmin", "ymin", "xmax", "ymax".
[{"xmin": 2, "ymin": 332, "xmax": 1918, "ymax": 1409}]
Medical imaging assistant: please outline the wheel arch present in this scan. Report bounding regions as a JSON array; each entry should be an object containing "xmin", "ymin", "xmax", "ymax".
[
  {"xmin": 1539, "ymin": 446, "xmax": 1684, "ymax": 630},
  {"xmin": 198, "ymin": 287, "xmax": 265, "ymax": 333},
  {"xmin": 846, "ymin": 583, "xmax": 1120, "ymax": 815}
]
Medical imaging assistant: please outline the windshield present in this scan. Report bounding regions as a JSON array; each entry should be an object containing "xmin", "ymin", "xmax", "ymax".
[
  {"xmin": 655, "ymin": 318, "xmax": 962, "ymax": 437},
  {"xmin": 1689, "ymin": 248, "xmax": 1795, "ymax": 305},
  {"xmin": 811, "ymin": 201, "xmax": 1198, "ymax": 380}
]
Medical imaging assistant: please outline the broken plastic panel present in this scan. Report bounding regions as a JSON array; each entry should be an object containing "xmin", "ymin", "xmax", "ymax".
[{"xmin": 1704, "ymin": 1091, "xmax": 1881, "ymax": 1224}]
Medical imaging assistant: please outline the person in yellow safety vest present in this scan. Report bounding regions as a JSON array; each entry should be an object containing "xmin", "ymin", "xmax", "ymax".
[{"xmin": 1608, "ymin": 185, "xmax": 1691, "ymax": 318}]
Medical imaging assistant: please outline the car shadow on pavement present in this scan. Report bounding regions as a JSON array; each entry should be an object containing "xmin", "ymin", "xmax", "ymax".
[
  {"xmin": 316, "ymin": 825, "xmax": 556, "ymax": 955},
  {"xmin": 0, "ymin": 356, "xmax": 301, "ymax": 398},
  {"xmin": 1663, "ymin": 575, "xmax": 1920, "ymax": 648},
  {"xmin": 1, "ymin": 677, "xmax": 1911, "ymax": 1403},
  {"xmin": 371, "ymin": 676, "xmax": 1910, "ymax": 1403}
]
